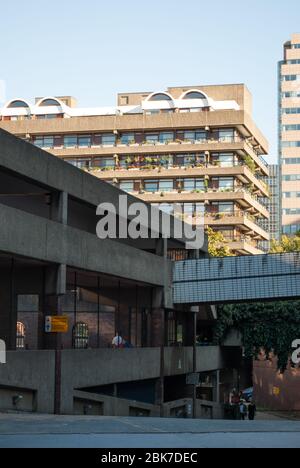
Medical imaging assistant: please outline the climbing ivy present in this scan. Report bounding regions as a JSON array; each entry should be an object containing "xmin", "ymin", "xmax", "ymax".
[{"xmin": 214, "ymin": 301, "xmax": 300, "ymax": 372}]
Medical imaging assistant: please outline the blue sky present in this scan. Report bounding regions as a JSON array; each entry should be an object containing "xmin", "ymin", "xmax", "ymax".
[{"xmin": 1, "ymin": 0, "xmax": 300, "ymax": 162}]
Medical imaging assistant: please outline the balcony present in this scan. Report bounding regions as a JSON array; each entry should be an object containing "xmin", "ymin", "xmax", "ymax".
[
  {"xmin": 136, "ymin": 188, "xmax": 269, "ymax": 219},
  {"xmin": 172, "ymin": 211, "xmax": 269, "ymax": 241},
  {"xmin": 47, "ymin": 136, "xmax": 268, "ymax": 175}
]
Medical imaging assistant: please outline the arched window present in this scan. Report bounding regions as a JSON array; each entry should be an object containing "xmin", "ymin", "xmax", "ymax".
[
  {"xmin": 16, "ymin": 322, "xmax": 26, "ymax": 349},
  {"xmin": 7, "ymin": 100, "xmax": 30, "ymax": 108},
  {"xmin": 73, "ymin": 322, "xmax": 89, "ymax": 349},
  {"xmin": 182, "ymin": 91, "xmax": 207, "ymax": 100},
  {"xmin": 38, "ymin": 98, "xmax": 61, "ymax": 107},
  {"xmin": 148, "ymin": 93, "xmax": 173, "ymax": 101}
]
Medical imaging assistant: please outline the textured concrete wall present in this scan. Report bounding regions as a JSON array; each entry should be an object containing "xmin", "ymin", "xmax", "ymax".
[
  {"xmin": 0, "ymin": 202, "xmax": 171, "ymax": 287},
  {"xmin": 0, "ymin": 351, "xmax": 55, "ymax": 413}
]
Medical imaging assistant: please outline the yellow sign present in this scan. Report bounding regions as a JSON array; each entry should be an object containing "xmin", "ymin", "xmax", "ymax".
[
  {"xmin": 45, "ymin": 316, "xmax": 69, "ymax": 333},
  {"xmin": 273, "ymin": 386, "xmax": 280, "ymax": 396}
]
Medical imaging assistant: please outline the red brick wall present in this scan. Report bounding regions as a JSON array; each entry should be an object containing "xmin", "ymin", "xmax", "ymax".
[{"xmin": 253, "ymin": 355, "xmax": 300, "ymax": 411}]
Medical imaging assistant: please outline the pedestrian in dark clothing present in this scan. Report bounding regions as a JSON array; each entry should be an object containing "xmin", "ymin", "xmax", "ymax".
[
  {"xmin": 239, "ymin": 400, "xmax": 247, "ymax": 420},
  {"xmin": 248, "ymin": 401, "xmax": 257, "ymax": 420}
]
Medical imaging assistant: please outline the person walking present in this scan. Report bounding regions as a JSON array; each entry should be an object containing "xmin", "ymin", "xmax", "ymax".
[
  {"xmin": 239, "ymin": 400, "xmax": 247, "ymax": 420},
  {"xmin": 248, "ymin": 400, "xmax": 257, "ymax": 421},
  {"xmin": 112, "ymin": 332, "xmax": 124, "ymax": 348}
]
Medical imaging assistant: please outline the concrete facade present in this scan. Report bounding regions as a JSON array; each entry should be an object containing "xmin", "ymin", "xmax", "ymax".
[
  {"xmin": 0, "ymin": 129, "xmax": 240, "ymax": 418},
  {"xmin": 0, "ymin": 84, "xmax": 270, "ymax": 255},
  {"xmin": 279, "ymin": 34, "xmax": 300, "ymax": 235}
]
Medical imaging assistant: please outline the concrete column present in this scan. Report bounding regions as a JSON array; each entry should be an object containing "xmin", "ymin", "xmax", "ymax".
[
  {"xmin": 50, "ymin": 191, "xmax": 68, "ymax": 224},
  {"xmin": 152, "ymin": 287, "xmax": 165, "ymax": 417},
  {"xmin": 155, "ymin": 238, "xmax": 168, "ymax": 258},
  {"xmin": 213, "ymin": 370, "xmax": 221, "ymax": 404}
]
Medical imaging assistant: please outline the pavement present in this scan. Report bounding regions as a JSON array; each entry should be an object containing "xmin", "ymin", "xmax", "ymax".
[{"xmin": 0, "ymin": 413, "xmax": 300, "ymax": 448}]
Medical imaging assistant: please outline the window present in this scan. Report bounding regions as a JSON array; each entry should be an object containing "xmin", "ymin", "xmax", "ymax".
[
  {"xmin": 33, "ymin": 136, "xmax": 55, "ymax": 148},
  {"xmin": 102, "ymin": 133, "xmax": 116, "ymax": 146},
  {"xmin": 213, "ymin": 177, "xmax": 234, "ymax": 190},
  {"xmin": 213, "ymin": 153, "xmax": 234, "ymax": 167},
  {"xmin": 66, "ymin": 159, "xmax": 91, "ymax": 169},
  {"xmin": 282, "ymin": 108, "xmax": 300, "ymax": 114},
  {"xmin": 78, "ymin": 135, "xmax": 91, "ymax": 147},
  {"xmin": 182, "ymin": 91, "xmax": 207, "ymax": 100},
  {"xmin": 282, "ymin": 142, "xmax": 300, "ymax": 148},
  {"xmin": 283, "ymin": 224, "xmax": 300, "ymax": 235},
  {"xmin": 219, "ymin": 129, "xmax": 234, "ymax": 142},
  {"xmin": 281, "ymin": 75, "xmax": 300, "ymax": 81},
  {"xmin": 282, "ymin": 157, "xmax": 300, "ymax": 164},
  {"xmin": 36, "ymin": 114, "xmax": 62, "ymax": 119},
  {"xmin": 283, "ymin": 209, "xmax": 300, "ymax": 215},
  {"xmin": 120, "ymin": 181, "xmax": 134, "ymax": 193},
  {"xmin": 64, "ymin": 135, "xmax": 77, "ymax": 148},
  {"xmin": 16, "ymin": 322, "xmax": 26, "ymax": 349},
  {"xmin": 73, "ymin": 322, "xmax": 89, "ymax": 349},
  {"xmin": 148, "ymin": 93, "xmax": 172, "ymax": 101},
  {"xmin": 282, "ymin": 174, "xmax": 300, "ymax": 181},
  {"xmin": 144, "ymin": 179, "xmax": 174, "ymax": 192},
  {"xmin": 281, "ymin": 91, "xmax": 300, "ymax": 98},
  {"xmin": 39, "ymin": 99, "xmax": 61, "ymax": 106},
  {"xmin": 7, "ymin": 100, "xmax": 29, "ymax": 108},
  {"xmin": 145, "ymin": 133, "xmax": 159, "ymax": 143},
  {"xmin": 282, "ymin": 124, "xmax": 300, "ymax": 131},
  {"xmin": 94, "ymin": 157, "xmax": 115, "ymax": 168},
  {"xmin": 211, "ymin": 202, "xmax": 234, "ymax": 214},
  {"xmin": 159, "ymin": 132, "xmax": 174, "ymax": 143},
  {"xmin": 183, "ymin": 203, "xmax": 205, "ymax": 217},
  {"xmin": 121, "ymin": 133, "xmax": 135, "ymax": 144},
  {"xmin": 159, "ymin": 179, "xmax": 174, "ymax": 192},
  {"xmin": 283, "ymin": 192, "xmax": 300, "ymax": 198},
  {"xmin": 183, "ymin": 130, "xmax": 207, "ymax": 142},
  {"xmin": 183, "ymin": 178, "xmax": 204, "ymax": 191}
]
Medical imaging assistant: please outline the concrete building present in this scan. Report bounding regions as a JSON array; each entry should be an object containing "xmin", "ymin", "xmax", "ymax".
[
  {"xmin": 0, "ymin": 84, "xmax": 270, "ymax": 255},
  {"xmin": 0, "ymin": 129, "xmax": 241, "ymax": 418},
  {"xmin": 279, "ymin": 34, "xmax": 300, "ymax": 236}
]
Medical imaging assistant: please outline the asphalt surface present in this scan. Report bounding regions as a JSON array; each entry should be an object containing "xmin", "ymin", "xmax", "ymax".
[{"xmin": 0, "ymin": 414, "xmax": 300, "ymax": 448}]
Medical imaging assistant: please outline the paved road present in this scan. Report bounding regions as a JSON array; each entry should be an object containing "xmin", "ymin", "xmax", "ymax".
[{"xmin": 0, "ymin": 414, "xmax": 300, "ymax": 448}]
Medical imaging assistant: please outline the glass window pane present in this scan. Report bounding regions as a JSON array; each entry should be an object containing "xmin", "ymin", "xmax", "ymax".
[
  {"xmin": 159, "ymin": 132, "xmax": 174, "ymax": 142},
  {"xmin": 159, "ymin": 180, "xmax": 173, "ymax": 191},
  {"xmin": 102, "ymin": 134, "xmax": 116, "ymax": 145},
  {"xmin": 120, "ymin": 181, "xmax": 134, "ymax": 192},
  {"xmin": 78, "ymin": 135, "xmax": 91, "ymax": 147},
  {"xmin": 64, "ymin": 135, "xmax": 77, "ymax": 147}
]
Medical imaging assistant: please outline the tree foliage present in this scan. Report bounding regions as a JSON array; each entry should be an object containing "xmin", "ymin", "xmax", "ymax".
[
  {"xmin": 214, "ymin": 301, "xmax": 300, "ymax": 372},
  {"xmin": 206, "ymin": 227, "xmax": 233, "ymax": 258},
  {"xmin": 270, "ymin": 234, "xmax": 300, "ymax": 253}
]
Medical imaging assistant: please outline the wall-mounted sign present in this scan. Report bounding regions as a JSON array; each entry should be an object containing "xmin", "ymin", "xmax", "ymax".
[
  {"xmin": 45, "ymin": 316, "xmax": 68, "ymax": 333},
  {"xmin": 273, "ymin": 386, "xmax": 280, "ymax": 396}
]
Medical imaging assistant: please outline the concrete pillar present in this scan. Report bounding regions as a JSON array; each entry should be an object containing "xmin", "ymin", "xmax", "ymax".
[
  {"xmin": 50, "ymin": 191, "xmax": 68, "ymax": 224},
  {"xmin": 152, "ymin": 287, "xmax": 165, "ymax": 417},
  {"xmin": 213, "ymin": 370, "xmax": 221, "ymax": 404}
]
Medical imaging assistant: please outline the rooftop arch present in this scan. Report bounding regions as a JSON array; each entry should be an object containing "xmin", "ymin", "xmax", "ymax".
[
  {"xmin": 4, "ymin": 99, "xmax": 31, "ymax": 109},
  {"xmin": 180, "ymin": 89, "xmax": 210, "ymax": 101},
  {"xmin": 36, "ymin": 97, "xmax": 64, "ymax": 107},
  {"xmin": 146, "ymin": 92, "xmax": 174, "ymax": 102}
]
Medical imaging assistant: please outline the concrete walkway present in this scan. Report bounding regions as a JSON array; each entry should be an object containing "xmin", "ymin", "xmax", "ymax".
[{"xmin": 0, "ymin": 413, "xmax": 300, "ymax": 447}]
